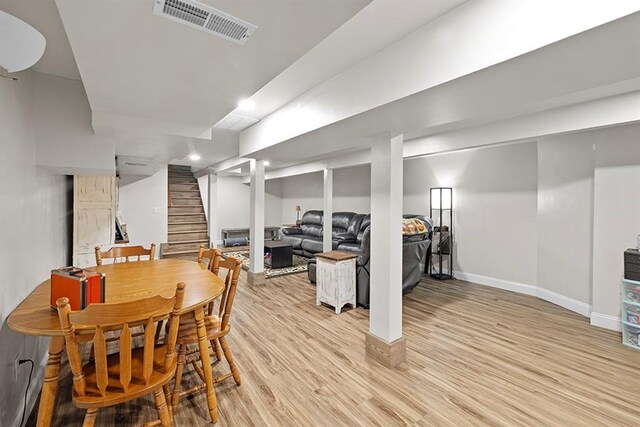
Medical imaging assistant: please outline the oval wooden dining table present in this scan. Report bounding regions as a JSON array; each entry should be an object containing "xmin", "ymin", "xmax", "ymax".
[{"xmin": 7, "ymin": 259, "xmax": 225, "ymax": 427}]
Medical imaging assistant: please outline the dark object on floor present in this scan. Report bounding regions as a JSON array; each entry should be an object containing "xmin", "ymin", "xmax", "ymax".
[
  {"xmin": 224, "ymin": 237, "xmax": 249, "ymax": 247},
  {"xmin": 625, "ymin": 249, "xmax": 640, "ymax": 281},
  {"xmin": 264, "ymin": 240, "xmax": 293, "ymax": 269},
  {"xmin": 222, "ymin": 250, "xmax": 308, "ymax": 278}
]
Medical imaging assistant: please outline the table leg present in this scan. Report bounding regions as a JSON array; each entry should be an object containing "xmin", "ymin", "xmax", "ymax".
[
  {"xmin": 194, "ymin": 307, "xmax": 218, "ymax": 423},
  {"xmin": 36, "ymin": 336, "xmax": 65, "ymax": 427}
]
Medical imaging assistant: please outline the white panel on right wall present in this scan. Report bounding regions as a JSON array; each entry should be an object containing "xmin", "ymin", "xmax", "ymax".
[{"xmin": 592, "ymin": 124, "xmax": 640, "ymax": 330}]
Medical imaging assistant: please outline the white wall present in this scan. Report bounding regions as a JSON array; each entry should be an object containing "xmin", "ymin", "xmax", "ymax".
[
  {"xmin": 199, "ymin": 175, "xmax": 282, "ymax": 243},
  {"xmin": 0, "ymin": 71, "xmax": 72, "ymax": 427},
  {"xmin": 404, "ymin": 142, "xmax": 539, "ymax": 287},
  {"xmin": 33, "ymin": 72, "xmax": 115, "ymax": 175},
  {"xmin": 280, "ymin": 164, "xmax": 372, "ymax": 223},
  {"xmin": 118, "ymin": 167, "xmax": 168, "ymax": 255},
  {"xmin": 537, "ymin": 134, "xmax": 594, "ymax": 311},
  {"xmin": 277, "ymin": 145, "xmax": 539, "ymax": 288},
  {"xmin": 592, "ymin": 124, "xmax": 640, "ymax": 329}
]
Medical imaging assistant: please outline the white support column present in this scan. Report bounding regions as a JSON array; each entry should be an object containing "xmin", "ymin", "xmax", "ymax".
[
  {"xmin": 365, "ymin": 133, "xmax": 406, "ymax": 368},
  {"xmin": 248, "ymin": 159, "xmax": 265, "ymax": 285},
  {"xmin": 323, "ymin": 168, "xmax": 333, "ymax": 252},
  {"xmin": 207, "ymin": 172, "xmax": 218, "ymax": 247}
]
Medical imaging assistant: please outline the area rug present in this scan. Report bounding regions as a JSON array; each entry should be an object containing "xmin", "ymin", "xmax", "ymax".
[{"xmin": 222, "ymin": 250, "xmax": 308, "ymax": 278}]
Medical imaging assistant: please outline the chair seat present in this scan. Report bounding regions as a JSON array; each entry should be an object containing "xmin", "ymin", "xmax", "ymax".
[
  {"xmin": 73, "ymin": 345, "xmax": 175, "ymax": 409},
  {"xmin": 176, "ymin": 313, "xmax": 223, "ymax": 344}
]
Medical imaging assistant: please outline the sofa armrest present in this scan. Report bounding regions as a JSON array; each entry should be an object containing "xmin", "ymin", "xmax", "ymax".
[
  {"xmin": 334, "ymin": 232, "xmax": 356, "ymax": 243},
  {"xmin": 280, "ymin": 226, "xmax": 302, "ymax": 235}
]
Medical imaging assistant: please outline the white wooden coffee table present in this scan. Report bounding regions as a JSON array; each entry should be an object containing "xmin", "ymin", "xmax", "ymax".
[{"xmin": 315, "ymin": 251, "xmax": 358, "ymax": 314}]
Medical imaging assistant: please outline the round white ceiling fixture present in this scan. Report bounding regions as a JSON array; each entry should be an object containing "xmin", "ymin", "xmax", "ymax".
[
  {"xmin": 0, "ymin": 11, "xmax": 46, "ymax": 75},
  {"xmin": 189, "ymin": 153, "xmax": 201, "ymax": 161}
]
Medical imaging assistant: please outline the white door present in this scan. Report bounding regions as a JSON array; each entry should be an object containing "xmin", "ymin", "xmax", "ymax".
[{"xmin": 73, "ymin": 176, "xmax": 116, "ymax": 267}]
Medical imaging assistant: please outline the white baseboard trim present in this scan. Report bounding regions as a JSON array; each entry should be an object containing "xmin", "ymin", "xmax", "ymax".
[
  {"xmin": 454, "ymin": 272, "xmax": 594, "ymax": 321},
  {"xmin": 455, "ymin": 272, "xmax": 537, "ymax": 296},
  {"xmin": 590, "ymin": 312, "xmax": 622, "ymax": 332},
  {"xmin": 536, "ymin": 287, "xmax": 592, "ymax": 317},
  {"xmin": 11, "ymin": 353, "xmax": 47, "ymax": 427}
]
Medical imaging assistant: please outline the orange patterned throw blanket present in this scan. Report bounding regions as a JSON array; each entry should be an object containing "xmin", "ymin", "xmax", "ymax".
[{"xmin": 402, "ymin": 218, "xmax": 428, "ymax": 235}]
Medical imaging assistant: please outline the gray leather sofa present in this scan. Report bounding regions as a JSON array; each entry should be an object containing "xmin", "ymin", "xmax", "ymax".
[{"xmin": 279, "ymin": 211, "xmax": 432, "ymax": 307}]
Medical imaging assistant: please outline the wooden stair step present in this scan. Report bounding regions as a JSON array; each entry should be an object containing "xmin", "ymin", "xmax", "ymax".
[
  {"xmin": 169, "ymin": 199, "xmax": 202, "ymax": 206},
  {"xmin": 170, "ymin": 193, "xmax": 201, "ymax": 198},
  {"xmin": 169, "ymin": 207, "xmax": 204, "ymax": 213},
  {"xmin": 168, "ymin": 222, "xmax": 207, "ymax": 230},
  {"xmin": 168, "ymin": 222, "xmax": 207, "ymax": 226},
  {"xmin": 168, "ymin": 213, "xmax": 204, "ymax": 216},
  {"xmin": 169, "ymin": 232, "xmax": 209, "ymax": 242},
  {"xmin": 167, "ymin": 239, "xmax": 208, "ymax": 244},
  {"xmin": 169, "ymin": 184, "xmax": 198, "ymax": 189}
]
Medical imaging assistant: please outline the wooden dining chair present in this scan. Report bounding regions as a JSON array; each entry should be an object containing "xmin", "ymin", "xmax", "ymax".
[
  {"xmin": 94, "ymin": 243, "xmax": 156, "ymax": 266},
  {"xmin": 170, "ymin": 256, "xmax": 242, "ymax": 415},
  {"xmin": 197, "ymin": 244, "xmax": 221, "ymax": 273},
  {"xmin": 56, "ymin": 283, "xmax": 185, "ymax": 427}
]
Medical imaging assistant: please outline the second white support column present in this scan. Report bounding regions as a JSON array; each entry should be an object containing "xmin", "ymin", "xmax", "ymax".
[
  {"xmin": 365, "ymin": 133, "xmax": 406, "ymax": 368},
  {"xmin": 207, "ymin": 171, "xmax": 218, "ymax": 248},
  {"xmin": 248, "ymin": 159, "xmax": 265, "ymax": 285},
  {"xmin": 323, "ymin": 168, "xmax": 333, "ymax": 252}
]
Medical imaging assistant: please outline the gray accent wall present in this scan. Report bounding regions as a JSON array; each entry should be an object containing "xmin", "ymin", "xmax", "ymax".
[{"xmin": 0, "ymin": 70, "xmax": 72, "ymax": 427}]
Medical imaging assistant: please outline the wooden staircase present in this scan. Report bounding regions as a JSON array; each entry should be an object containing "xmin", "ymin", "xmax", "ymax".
[{"xmin": 162, "ymin": 165, "xmax": 209, "ymax": 260}]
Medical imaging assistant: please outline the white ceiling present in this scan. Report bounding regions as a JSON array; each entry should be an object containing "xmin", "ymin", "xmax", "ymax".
[
  {"xmin": 54, "ymin": 0, "xmax": 371, "ymax": 132},
  {"xmin": 112, "ymin": 127, "xmax": 240, "ymax": 166},
  {"xmin": 215, "ymin": 0, "xmax": 468, "ymax": 125},
  {"xmin": 4, "ymin": 0, "xmax": 636, "ymax": 176},
  {"xmin": 0, "ymin": 0, "xmax": 80, "ymax": 79},
  {"xmin": 247, "ymin": 11, "xmax": 640, "ymax": 169}
]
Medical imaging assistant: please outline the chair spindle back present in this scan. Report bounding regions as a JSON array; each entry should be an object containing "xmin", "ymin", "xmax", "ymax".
[
  {"xmin": 197, "ymin": 245, "xmax": 221, "ymax": 274},
  {"xmin": 56, "ymin": 283, "xmax": 185, "ymax": 398},
  {"xmin": 216, "ymin": 256, "xmax": 242, "ymax": 331},
  {"xmin": 94, "ymin": 244, "xmax": 156, "ymax": 266}
]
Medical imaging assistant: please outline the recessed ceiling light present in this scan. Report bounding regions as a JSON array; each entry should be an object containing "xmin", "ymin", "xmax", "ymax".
[
  {"xmin": 264, "ymin": 160, "xmax": 270, "ymax": 166},
  {"xmin": 238, "ymin": 99, "xmax": 255, "ymax": 111},
  {"xmin": 189, "ymin": 153, "xmax": 201, "ymax": 161}
]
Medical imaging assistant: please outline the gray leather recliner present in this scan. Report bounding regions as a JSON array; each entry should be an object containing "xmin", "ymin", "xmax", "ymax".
[{"xmin": 303, "ymin": 213, "xmax": 432, "ymax": 307}]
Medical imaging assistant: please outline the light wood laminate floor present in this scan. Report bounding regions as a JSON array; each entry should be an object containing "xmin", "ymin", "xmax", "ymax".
[{"xmin": 28, "ymin": 273, "xmax": 640, "ymax": 426}]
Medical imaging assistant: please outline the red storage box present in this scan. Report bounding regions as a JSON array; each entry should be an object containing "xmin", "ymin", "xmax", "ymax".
[{"xmin": 50, "ymin": 267, "xmax": 105, "ymax": 310}]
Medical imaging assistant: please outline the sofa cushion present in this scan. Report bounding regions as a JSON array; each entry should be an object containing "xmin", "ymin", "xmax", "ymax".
[
  {"xmin": 301, "ymin": 223, "xmax": 323, "ymax": 238},
  {"xmin": 280, "ymin": 226, "xmax": 302, "ymax": 236},
  {"xmin": 334, "ymin": 233, "xmax": 356, "ymax": 243},
  {"xmin": 347, "ymin": 214, "xmax": 365, "ymax": 237},
  {"xmin": 280, "ymin": 234, "xmax": 305, "ymax": 249},
  {"xmin": 301, "ymin": 210, "xmax": 323, "ymax": 225},
  {"xmin": 337, "ymin": 242, "xmax": 361, "ymax": 253},
  {"xmin": 301, "ymin": 236, "xmax": 323, "ymax": 253},
  {"xmin": 357, "ymin": 214, "xmax": 371, "ymax": 243},
  {"xmin": 332, "ymin": 212, "xmax": 356, "ymax": 236}
]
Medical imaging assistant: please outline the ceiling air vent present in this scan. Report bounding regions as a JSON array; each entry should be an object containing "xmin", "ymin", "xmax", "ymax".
[
  {"xmin": 153, "ymin": 0, "xmax": 257, "ymax": 45},
  {"xmin": 214, "ymin": 113, "xmax": 259, "ymax": 131}
]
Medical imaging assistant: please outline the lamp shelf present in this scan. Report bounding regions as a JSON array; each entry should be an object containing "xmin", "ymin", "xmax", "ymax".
[{"xmin": 429, "ymin": 187, "xmax": 453, "ymax": 281}]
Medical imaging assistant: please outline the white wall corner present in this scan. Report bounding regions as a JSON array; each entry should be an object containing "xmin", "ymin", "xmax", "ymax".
[
  {"xmin": 455, "ymin": 272, "xmax": 595, "ymax": 319},
  {"xmin": 535, "ymin": 287, "xmax": 592, "ymax": 317},
  {"xmin": 590, "ymin": 312, "xmax": 622, "ymax": 332},
  {"xmin": 455, "ymin": 271, "xmax": 537, "ymax": 296}
]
